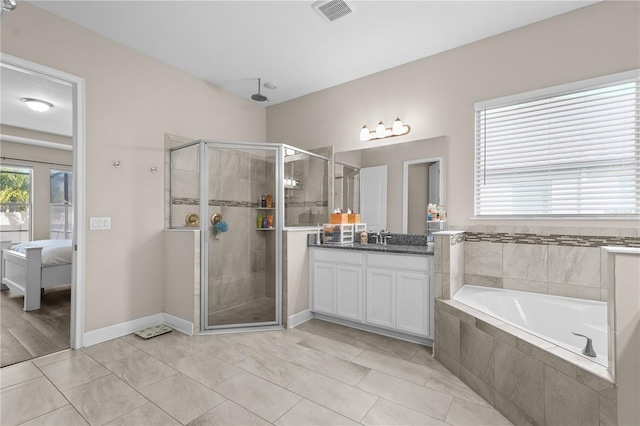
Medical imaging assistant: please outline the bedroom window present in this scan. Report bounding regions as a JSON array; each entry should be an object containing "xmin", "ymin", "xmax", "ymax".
[
  {"xmin": 0, "ymin": 166, "xmax": 32, "ymax": 242},
  {"xmin": 474, "ymin": 70, "xmax": 640, "ymax": 218},
  {"xmin": 50, "ymin": 169, "xmax": 73, "ymax": 240}
]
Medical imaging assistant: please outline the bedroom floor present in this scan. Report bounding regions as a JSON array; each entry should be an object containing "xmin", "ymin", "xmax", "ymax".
[
  {"xmin": 0, "ymin": 319, "xmax": 511, "ymax": 425},
  {"xmin": 0, "ymin": 286, "xmax": 71, "ymax": 367}
]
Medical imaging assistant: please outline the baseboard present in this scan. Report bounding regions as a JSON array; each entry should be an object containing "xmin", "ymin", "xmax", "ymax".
[
  {"xmin": 83, "ymin": 313, "xmax": 163, "ymax": 347},
  {"xmin": 163, "ymin": 312, "xmax": 194, "ymax": 336},
  {"xmin": 83, "ymin": 312, "xmax": 194, "ymax": 347},
  {"xmin": 287, "ymin": 309, "xmax": 313, "ymax": 329}
]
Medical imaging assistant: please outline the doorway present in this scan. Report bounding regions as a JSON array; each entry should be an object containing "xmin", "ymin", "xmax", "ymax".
[{"xmin": 0, "ymin": 54, "xmax": 86, "ymax": 360}]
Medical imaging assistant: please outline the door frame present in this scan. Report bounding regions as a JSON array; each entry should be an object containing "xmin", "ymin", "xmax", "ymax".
[{"xmin": 1, "ymin": 54, "xmax": 87, "ymax": 349}]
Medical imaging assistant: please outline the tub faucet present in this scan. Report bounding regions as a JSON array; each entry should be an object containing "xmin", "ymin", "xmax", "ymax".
[{"xmin": 572, "ymin": 332, "xmax": 597, "ymax": 357}]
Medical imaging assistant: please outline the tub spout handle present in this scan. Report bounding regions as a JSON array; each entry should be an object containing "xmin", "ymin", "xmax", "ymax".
[{"xmin": 572, "ymin": 332, "xmax": 597, "ymax": 357}]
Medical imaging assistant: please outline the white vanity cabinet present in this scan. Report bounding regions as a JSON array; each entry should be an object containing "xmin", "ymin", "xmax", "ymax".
[
  {"xmin": 366, "ymin": 253, "xmax": 430, "ymax": 337},
  {"xmin": 310, "ymin": 249, "xmax": 364, "ymax": 321},
  {"xmin": 309, "ymin": 247, "xmax": 433, "ymax": 340}
]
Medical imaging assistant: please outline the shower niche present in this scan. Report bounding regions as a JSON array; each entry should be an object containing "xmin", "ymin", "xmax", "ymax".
[{"xmin": 169, "ymin": 140, "xmax": 329, "ymax": 332}]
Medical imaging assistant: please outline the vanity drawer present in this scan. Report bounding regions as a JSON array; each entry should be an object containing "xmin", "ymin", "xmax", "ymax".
[
  {"xmin": 366, "ymin": 252, "xmax": 428, "ymax": 272},
  {"xmin": 313, "ymin": 248, "xmax": 363, "ymax": 266}
]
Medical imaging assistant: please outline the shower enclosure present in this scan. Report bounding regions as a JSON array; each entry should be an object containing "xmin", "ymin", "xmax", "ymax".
[{"xmin": 169, "ymin": 140, "xmax": 329, "ymax": 332}]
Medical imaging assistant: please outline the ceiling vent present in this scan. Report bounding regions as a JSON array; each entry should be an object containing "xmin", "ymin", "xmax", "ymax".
[{"xmin": 312, "ymin": 0, "xmax": 355, "ymax": 23}]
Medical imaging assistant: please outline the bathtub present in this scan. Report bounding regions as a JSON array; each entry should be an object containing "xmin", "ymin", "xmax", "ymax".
[{"xmin": 453, "ymin": 285, "xmax": 608, "ymax": 367}]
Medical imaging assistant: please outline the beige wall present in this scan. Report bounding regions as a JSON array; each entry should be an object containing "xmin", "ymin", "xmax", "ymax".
[
  {"xmin": 1, "ymin": 3, "xmax": 266, "ymax": 332},
  {"xmin": 163, "ymin": 230, "xmax": 198, "ymax": 326},
  {"xmin": 0, "ymin": 140, "xmax": 73, "ymax": 240},
  {"xmin": 285, "ymin": 230, "xmax": 311, "ymax": 316},
  {"xmin": 267, "ymin": 1, "xmax": 640, "ymax": 229},
  {"xmin": 407, "ymin": 163, "xmax": 428, "ymax": 235}
]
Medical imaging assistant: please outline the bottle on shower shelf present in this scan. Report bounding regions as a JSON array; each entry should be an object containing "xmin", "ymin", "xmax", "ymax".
[{"xmin": 257, "ymin": 213, "xmax": 263, "ymax": 229}]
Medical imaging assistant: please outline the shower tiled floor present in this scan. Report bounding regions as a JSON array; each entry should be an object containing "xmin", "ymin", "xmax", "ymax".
[
  {"xmin": 0, "ymin": 319, "xmax": 512, "ymax": 425},
  {"xmin": 208, "ymin": 297, "xmax": 276, "ymax": 326}
]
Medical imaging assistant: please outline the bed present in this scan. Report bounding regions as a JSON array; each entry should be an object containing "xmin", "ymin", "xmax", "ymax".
[{"xmin": 1, "ymin": 239, "xmax": 73, "ymax": 311}]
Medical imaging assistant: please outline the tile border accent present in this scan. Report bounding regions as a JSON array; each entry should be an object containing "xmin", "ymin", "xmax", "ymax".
[
  {"xmin": 450, "ymin": 233, "xmax": 465, "ymax": 246},
  {"xmin": 464, "ymin": 232, "xmax": 640, "ymax": 248},
  {"xmin": 172, "ymin": 197, "xmax": 328, "ymax": 209}
]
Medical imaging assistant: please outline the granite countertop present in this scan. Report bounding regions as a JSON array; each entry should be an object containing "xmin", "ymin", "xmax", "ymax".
[{"xmin": 308, "ymin": 241, "xmax": 433, "ymax": 256}]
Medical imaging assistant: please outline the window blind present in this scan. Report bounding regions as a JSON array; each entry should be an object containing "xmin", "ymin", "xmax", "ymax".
[{"xmin": 474, "ymin": 72, "xmax": 640, "ymax": 218}]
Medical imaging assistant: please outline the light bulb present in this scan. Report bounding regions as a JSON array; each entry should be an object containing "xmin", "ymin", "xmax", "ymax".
[
  {"xmin": 392, "ymin": 118, "xmax": 404, "ymax": 135},
  {"xmin": 375, "ymin": 121, "xmax": 386, "ymax": 139},
  {"xmin": 21, "ymin": 98, "xmax": 53, "ymax": 112},
  {"xmin": 359, "ymin": 125, "xmax": 370, "ymax": 141}
]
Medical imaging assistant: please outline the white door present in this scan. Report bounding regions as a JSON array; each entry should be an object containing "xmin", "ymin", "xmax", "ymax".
[
  {"xmin": 336, "ymin": 265, "xmax": 362, "ymax": 321},
  {"xmin": 396, "ymin": 271, "xmax": 429, "ymax": 336},
  {"xmin": 312, "ymin": 263, "xmax": 336, "ymax": 315},
  {"xmin": 365, "ymin": 268, "xmax": 395, "ymax": 328},
  {"xmin": 360, "ymin": 166, "xmax": 387, "ymax": 232}
]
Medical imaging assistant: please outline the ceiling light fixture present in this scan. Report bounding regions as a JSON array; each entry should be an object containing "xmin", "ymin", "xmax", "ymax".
[
  {"xmin": 360, "ymin": 118, "xmax": 410, "ymax": 141},
  {"xmin": 21, "ymin": 98, "xmax": 54, "ymax": 112},
  {"xmin": 0, "ymin": 0, "xmax": 17, "ymax": 19}
]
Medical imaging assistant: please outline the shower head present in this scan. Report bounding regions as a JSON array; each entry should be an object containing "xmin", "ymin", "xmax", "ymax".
[{"xmin": 251, "ymin": 78, "xmax": 269, "ymax": 102}]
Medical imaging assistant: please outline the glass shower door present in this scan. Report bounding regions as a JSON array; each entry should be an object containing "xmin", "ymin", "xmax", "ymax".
[{"xmin": 202, "ymin": 142, "xmax": 281, "ymax": 330}]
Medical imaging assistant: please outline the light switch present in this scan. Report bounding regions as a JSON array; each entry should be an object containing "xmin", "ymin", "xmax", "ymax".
[{"xmin": 90, "ymin": 217, "xmax": 111, "ymax": 230}]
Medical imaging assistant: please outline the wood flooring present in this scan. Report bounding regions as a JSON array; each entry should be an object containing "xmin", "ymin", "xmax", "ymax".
[{"xmin": 0, "ymin": 285, "xmax": 70, "ymax": 367}]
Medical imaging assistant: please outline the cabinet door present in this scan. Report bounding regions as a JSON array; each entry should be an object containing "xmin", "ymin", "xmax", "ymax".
[
  {"xmin": 313, "ymin": 263, "xmax": 336, "ymax": 315},
  {"xmin": 396, "ymin": 271, "xmax": 429, "ymax": 336},
  {"xmin": 365, "ymin": 268, "xmax": 395, "ymax": 328},
  {"xmin": 336, "ymin": 265, "xmax": 362, "ymax": 321}
]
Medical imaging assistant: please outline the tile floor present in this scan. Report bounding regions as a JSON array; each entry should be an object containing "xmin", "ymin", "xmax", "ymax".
[{"xmin": 0, "ymin": 319, "xmax": 512, "ymax": 425}]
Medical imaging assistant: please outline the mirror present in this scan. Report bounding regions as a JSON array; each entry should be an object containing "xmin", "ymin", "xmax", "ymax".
[
  {"xmin": 334, "ymin": 161, "xmax": 360, "ymax": 214},
  {"xmin": 334, "ymin": 136, "xmax": 447, "ymax": 233},
  {"xmin": 403, "ymin": 157, "xmax": 443, "ymax": 233}
]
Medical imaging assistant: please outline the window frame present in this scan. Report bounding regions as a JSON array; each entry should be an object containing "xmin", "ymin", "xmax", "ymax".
[
  {"xmin": 0, "ymin": 164, "xmax": 34, "ymax": 242},
  {"xmin": 50, "ymin": 167, "xmax": 73, "ymax": 240},
  {"xmin": 473, "ymin": 69, "xmax": 640, "ymax": 220}
]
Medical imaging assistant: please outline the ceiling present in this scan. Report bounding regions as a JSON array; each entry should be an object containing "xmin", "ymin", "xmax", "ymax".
[
  {"xmin": 0, "ymin": 65, "xmax": 73, "ymax": 137},
  {"xmin": 2, "ymin": 1, "xmax": 597, "ymax": 138},
  {"xmin": 28, "ymin": 0, "xmax": 596, "ymax": 106}
]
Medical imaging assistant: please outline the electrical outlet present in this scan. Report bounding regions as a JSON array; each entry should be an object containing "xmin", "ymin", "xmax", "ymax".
[{"xmin": 89, "ymin": 217, "xmax": 111, "ymax": 230}]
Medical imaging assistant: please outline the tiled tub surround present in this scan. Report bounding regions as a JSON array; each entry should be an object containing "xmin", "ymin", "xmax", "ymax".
[
  {"xmin": 433, "ymin": 229, "xmax": 640, "ymax": 425},
  {"xmin": 464, "ymin": 231, "xmax": 640, "ymax": 302},
  {"xmin": 434, "ymin": 297, "xmax": 616, "ymax": 425}
]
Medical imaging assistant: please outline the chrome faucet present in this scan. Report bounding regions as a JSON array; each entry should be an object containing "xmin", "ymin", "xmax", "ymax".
[
  {"xmin": 377, "ymin": 229, "xmax": 392, "ymax": 246},
  {"xmin": 572, "ymin": 332, "xmax": 597, "ymax": 357}
]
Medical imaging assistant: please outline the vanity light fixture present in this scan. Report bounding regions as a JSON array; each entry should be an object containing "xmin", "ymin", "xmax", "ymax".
[
  {"xmin": 21, "ymin": 98, "xmax": 53, "ymax": 112},
  {"xmin": 360, "ymin": 117, "xmax": 410, "ymax": 141}
]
